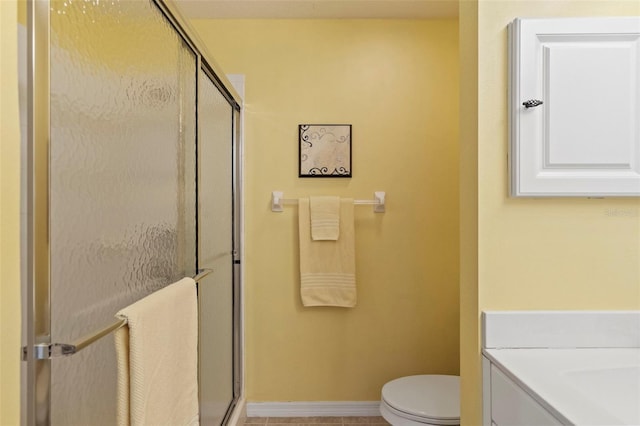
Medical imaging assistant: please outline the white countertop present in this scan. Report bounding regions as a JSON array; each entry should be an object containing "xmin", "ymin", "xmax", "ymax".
[
  {"xmin": 484, "ymin": 347, "xmax": 640, "ymax": 425},
  {"xmin": 482, "ymin": 311, "xmax": 640, "ymax": 426}
]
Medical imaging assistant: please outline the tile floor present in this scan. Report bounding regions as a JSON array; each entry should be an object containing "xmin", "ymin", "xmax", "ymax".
[{"xmin": 243, "ymin": 417, "xmax": 390, "ymax": 426}]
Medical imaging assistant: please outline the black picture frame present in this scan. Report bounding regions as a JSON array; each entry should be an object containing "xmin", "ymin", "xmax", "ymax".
[{"xmin": 299, "ymin": 124, "xmax": 352, "ymax": 178}]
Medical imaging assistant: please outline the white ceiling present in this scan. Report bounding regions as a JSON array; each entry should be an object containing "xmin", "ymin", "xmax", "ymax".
[{"xmin": 174, "ymin": 0, "xmax": 459, "ymax": 19}]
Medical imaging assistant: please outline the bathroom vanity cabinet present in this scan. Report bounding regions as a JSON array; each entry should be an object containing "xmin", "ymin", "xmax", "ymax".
[
  {"xmin": 482, "ymin": 311, "xmax": 640, "ymax": 426},
  {"xmin": 483, "ymin": 356, "xmax": 563, "ymax": 426}
]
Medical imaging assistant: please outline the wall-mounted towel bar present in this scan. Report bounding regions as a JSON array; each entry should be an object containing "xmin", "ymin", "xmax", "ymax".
[
  {"xmin": 24, "ymin": 269, "xmax": 213, "ymax": 360},
  {"xmin": 272, "ymin": 191, "xmax": 386, "ymax": 213}
]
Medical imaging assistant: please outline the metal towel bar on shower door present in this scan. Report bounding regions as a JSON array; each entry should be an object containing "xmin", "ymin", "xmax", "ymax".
[{"xmin": 24, "ymin": 269, "xmax": 213, "ymax": 360}]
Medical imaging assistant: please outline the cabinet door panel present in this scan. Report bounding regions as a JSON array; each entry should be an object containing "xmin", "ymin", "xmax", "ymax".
[
  {"xmin": 490, "ymin": 366, "xmax": 562, "ymax": 426},
  {"xmin": 510, "ymin": 17, "xmax": 640, "ymax": 196}
]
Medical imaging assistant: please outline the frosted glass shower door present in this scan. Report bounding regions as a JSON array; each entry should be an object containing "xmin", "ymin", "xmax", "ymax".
[
  {"xmin": 198, "ymin": 69, "xmax": 238, "ymax": 424},
  {"xmin": 48, "ymin": 0, "xmax": 196, "ymax": 424}
]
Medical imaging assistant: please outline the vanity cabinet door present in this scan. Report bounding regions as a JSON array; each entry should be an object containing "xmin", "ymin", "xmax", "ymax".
[
  {"xmin": 509, "ymin": 17, "xmax": 640, "ymax": 197},
  {"xmin": 490, "ymin": 366, "xmax": 563, "ymax": 426}
]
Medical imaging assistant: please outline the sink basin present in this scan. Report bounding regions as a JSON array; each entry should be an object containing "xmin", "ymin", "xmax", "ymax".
[{"xmin": 564, "ymin": 366, "xmax": 640, "ymax": 425}]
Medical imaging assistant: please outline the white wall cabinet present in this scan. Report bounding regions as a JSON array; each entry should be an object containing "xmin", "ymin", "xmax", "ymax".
[{"xmin": 509, "ymin": 17, "xmax": 640, "ymax": 197}]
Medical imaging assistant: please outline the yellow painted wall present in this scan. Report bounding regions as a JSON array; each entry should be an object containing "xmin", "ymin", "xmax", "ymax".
[
  {"xmin": 191, "ymin": 19, "xmax": 460, "ymax": 401},
  {"xmin": 461, "ymin": 1, "xmax": 640, "ymax": 424},
  {"xmin": 0, "ymin": 0, "xmax": 22, "ymax": 423},
  {"xmin": 458, "ymin": 1, "xmax": 479, "ymax": 424}
]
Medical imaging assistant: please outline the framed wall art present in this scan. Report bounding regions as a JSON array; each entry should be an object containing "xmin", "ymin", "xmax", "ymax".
[{"xmin": 299, "ymin": 124, "xmax": 352, "ymax": 177}]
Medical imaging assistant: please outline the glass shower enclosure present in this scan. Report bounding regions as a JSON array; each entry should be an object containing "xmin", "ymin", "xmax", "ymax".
[{"xmin": 21, "ymin": 0, "xmax": 242, "ymax": 424}]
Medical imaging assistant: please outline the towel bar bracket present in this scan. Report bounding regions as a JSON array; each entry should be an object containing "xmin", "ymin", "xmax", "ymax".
[
  {"xmin": 24, "ymin": 342, "xmax": 77, "ymax": 360},
  {"xmin": 373, "ymin": 191, "xmax": 385, "ymax": 213}
]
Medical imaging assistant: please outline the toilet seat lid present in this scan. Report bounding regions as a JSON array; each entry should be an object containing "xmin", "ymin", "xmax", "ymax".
[{"xmin": 381, "ymin": 375, "xmax": 460, "ymax": 421}]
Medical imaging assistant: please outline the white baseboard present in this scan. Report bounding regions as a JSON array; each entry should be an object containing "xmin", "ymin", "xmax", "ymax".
[{"xmin": 246, "ymin": 401, "xmax": 381, "ymax": 417}]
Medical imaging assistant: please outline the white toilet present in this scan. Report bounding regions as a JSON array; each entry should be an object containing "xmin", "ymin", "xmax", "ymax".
[{"xmin": 380, "ymin": 375, "xmax": 460, "ymax": 425}]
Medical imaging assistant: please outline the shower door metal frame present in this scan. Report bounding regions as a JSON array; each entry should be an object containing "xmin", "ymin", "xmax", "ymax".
[
  {"xmin": 166, "ymin": 3, "xmax": 244, "ymax": 420},
  {"xmin": 197, "ymin": 64, "xmax": 244, "ymax": 425},
  {"xmin": 21, "ymin": 0, "xmax": 243, "ymax": 424},
  {"xmin": 22, "ymin": 0, "xmax": 51, "ymax": 423}
]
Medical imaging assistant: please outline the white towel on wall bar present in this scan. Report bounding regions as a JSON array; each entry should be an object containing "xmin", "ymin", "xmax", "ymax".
[
  {"xmin": 299, "ymin": 197, "xmax": 356, "ymax": 308},
  {"xmin": 310, "ymin": 196, "xmax": 340, "ymax": 240},
  {"xmin": 114, "ymin": 277, "xmax": 199, "ymax": 426}
]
